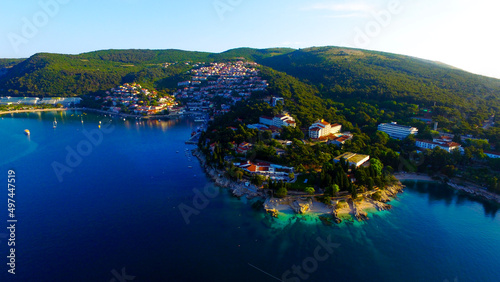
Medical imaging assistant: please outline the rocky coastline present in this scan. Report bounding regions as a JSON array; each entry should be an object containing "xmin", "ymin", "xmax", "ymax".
[
  {"xmin": 192, "ymin": 149, "xmax": 263, "ymax": 199},
  {"xmin": 193, "ymin": 148, "xmax": 405, "ymax": 224},
  {"xmin": 394, "ymin": 173, "xmax": 500, "ymax": 205}
]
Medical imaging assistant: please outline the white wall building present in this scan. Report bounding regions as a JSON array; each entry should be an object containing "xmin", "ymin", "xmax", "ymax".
[
  {"xmin": 416, "ymin": 137, "xmax": 461, "ymax": 153},
  {"xmin": 260, "ymin": 114, "xmax": 296, "ymax": 128},
  {"xmin": 378, "ymin": 122, "xmax": 418, "ymax": 140},
  {"xmin": 309, "ymin": 120, "xmax": 341, "ymax": 139},
  {"xmin": 259, "ymin": 116, "xmax": 274, "ymax": 127},
  {"xmin": 273, "ymin": 114, "xmax": 296, "ymax": 128}
]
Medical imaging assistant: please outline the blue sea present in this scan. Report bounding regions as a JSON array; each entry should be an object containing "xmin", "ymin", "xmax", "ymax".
[{"xmin": 0, "ymin": 111, "xmax": 499, "ymax": 282}]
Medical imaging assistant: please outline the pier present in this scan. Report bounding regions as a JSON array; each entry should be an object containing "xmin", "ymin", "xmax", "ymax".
[{"xmin": 185, "ymin": 132, "xmax": 202, "ymax": 144}]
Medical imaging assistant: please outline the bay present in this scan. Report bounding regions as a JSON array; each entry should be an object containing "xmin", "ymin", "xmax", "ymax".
[{"xmin": 0, "ymin": 111, "xmax": 499, "ymax": 282}]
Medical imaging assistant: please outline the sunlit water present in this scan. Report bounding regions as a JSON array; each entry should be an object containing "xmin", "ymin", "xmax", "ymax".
[{"xmin": 0, "ymin": 111, "xmax": 499, "ymax": 282}]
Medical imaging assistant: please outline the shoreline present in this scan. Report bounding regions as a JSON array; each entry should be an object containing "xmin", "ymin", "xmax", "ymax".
[
  {"xmin": 394, "ymin": 172, "xmax": 500, "ymax": 205},
  {"xmin": 0, "ymin": 107, "xmax": 185, "ymax": 119},
  {"xmin": 0, "ymin": 107, "xmax": 68, "ymax": 116},
  {"xmin": 193, "ymin": 148, "xmax": 405, "ymax": 224}
]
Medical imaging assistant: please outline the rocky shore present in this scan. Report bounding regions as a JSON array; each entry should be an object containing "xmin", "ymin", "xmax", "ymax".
[
  {"xmin": 394, "ymin": 173, "xmax": 500, "ymax": 205},
  {"xmin": 194, "ymin": 148, "xmax": 405, "ymax": 224},
  {"xmin": 192, "ymin": 149, "xmax": 263, "ymax": 199}
]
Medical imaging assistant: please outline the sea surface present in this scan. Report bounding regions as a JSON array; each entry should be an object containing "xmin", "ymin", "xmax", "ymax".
[{"xmin": 0, "ymin": 111, "xmax": 499, "ymax": 282}]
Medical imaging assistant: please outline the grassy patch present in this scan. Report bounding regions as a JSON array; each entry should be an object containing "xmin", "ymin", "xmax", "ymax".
[{"xmin": 290, "ymin": 174, "xmax": 311, "ymax": 191}]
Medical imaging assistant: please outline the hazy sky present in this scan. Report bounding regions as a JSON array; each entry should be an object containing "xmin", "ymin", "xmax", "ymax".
[{"xmin": 1, "ymin": 0, "xmax": 499, "ymax": 79}]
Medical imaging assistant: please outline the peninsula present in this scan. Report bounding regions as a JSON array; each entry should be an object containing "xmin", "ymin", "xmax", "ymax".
[{"xmin": 1, "ymin": 47, "xmax": 499, "ymax": 222}]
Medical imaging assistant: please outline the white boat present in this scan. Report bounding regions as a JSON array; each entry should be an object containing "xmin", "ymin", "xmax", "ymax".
[{"xmin": 53, "ymin": 118, "xmax": 57, "ymax": 129}]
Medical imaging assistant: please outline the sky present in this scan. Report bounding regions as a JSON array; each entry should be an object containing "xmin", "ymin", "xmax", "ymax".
[{"xmin": 1, "ymin": 0, "xmax": 499, "ymax": 79}]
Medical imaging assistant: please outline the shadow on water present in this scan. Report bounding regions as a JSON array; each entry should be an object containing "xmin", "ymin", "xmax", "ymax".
[{"xmin": 404, "ymin": 180, "xmax": 500, "ymax": 218}]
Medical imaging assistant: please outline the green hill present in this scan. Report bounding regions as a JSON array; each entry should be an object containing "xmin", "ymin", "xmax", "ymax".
[
  {"xmin": 0, "ymin": 46, "xmax": 498, "ymax": 139},
  {"xmin": 0, "ymin": 48, "xmax": 294, "ymax": 96},
  {"xmin": 258, "ymin": 47, "xmax": 500, "ymax": 111}
]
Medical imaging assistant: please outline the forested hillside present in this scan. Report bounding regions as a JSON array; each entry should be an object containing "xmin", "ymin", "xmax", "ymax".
[
  {"xmin": 0, "ymin": 48, "xmax": 294, "ymax": 97},
  {"xmin": 1, "ymin": 46, "xmax": 499, "ymax": 142}
]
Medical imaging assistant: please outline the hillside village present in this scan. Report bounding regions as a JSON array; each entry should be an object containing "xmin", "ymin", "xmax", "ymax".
[
  {"xmin": 94, "ymin": 83, "xmax": 179, "ymax": 115},
  {"xmin": 175, "ymin": 61, "xmax": 268, "ymax": 115}
]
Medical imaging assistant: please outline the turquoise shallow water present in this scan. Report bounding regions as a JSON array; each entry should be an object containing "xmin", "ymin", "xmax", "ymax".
[{"xmin": 0, "ymin": 111, "xmax": 499, "ymax": 282}]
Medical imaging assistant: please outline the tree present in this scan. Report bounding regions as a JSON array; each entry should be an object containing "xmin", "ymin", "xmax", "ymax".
[
  {"xmin": 275, "ymin": 187, "xmax": 288, "ymax": 198},
  {"xmin": 288, "ymin": 172, "xmax": 295, "ymax": 180},
  {"xmin": 350, "ymin": 184, "xmax": 358, "ymax": 198},
  {"xmin": 305, "ymin": 187, "xmax": 315, "ymax": 195},
  {"xmin": 370, "ymin": 158, "xmax": 383, "ymax": 176}
]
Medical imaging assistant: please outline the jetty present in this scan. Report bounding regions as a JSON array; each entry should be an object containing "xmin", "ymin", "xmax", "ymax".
[{"xmin": 185, "ymin": 132, "xmax": 201, "ymax": 144}]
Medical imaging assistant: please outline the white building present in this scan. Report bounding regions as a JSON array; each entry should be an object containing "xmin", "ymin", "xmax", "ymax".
[
  {"xmin": 333, "ymin": 152, "xmax": 370, "ymax": 168},
  {"xmin": 309, "ymin": 120, "xmax": 341, "ymax": 139},
  {"xmin": 259, "ymin": 116, "xmax": 274, "ymax": 127},
  {"xmin": 416, "ymin": 137, "xmax": 461, "ymax": 153},
  {"xmin": 259, "ymin": 114, "xmax": 296, "ymax": 128},
  {"xmin": 273, "ymin": 114, "xmax": 296, "ymax": 128},
  {"xmin": 271, "ymin": 97, "xmax": 284, "ymax": 107},
  {"xmin": 378, "ymin": 122, "xmax": 418, "ymax": 140}
]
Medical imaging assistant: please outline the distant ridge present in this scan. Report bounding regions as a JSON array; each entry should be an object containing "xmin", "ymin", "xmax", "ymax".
[{"xmin": 0, "ymin": 46, "xmax": 498, "ymax": 117}]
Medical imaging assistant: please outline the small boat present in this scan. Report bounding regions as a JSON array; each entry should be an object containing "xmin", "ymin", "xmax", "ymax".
[
  {"xmin": 188, "ymin": 166, "xmax": 193, "ymax": 168},
  {"xmin": 53, "ymin": 118, "xmax": 57, "ymax": 129},
  {"xmin": 24, "ymin": 129, "xmax": 30, "ymax": 136},
  {"xmin": 176, "ymin": 151, "xmax": 179, "ymax": 153},
  {"xmin": 99, "ymin": 121, "xmax": 102, "ymax": 125}
]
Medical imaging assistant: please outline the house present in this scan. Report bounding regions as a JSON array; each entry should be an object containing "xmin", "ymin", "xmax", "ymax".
[
  {"xmin": 328, "ymin": 134, "xmax": 353, "ymax": 147},
  {"xmin": 415, "ymin": 137, "xmax": 461, "ymax": 153},
  {"xmin": 236, "ymin": 142, "xmax": 252, "ymax": 154},
  {"xmin": 236, "ymin": 161, "xmax": 294, "ymax": 181},
  {"xmin": 309, "ymin": 120, "xmax": 342, "ymax": 139},
  {"xmin": 333, "ymin": 152, "xmax": 370, "ymax": 168},
  {"xmin": 378, "ymin": 122, "xmax": 418, "ymax": 140},
  {"xmin": 271, "ymin": 97, "xmax": 284, "ymax": 107}
]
